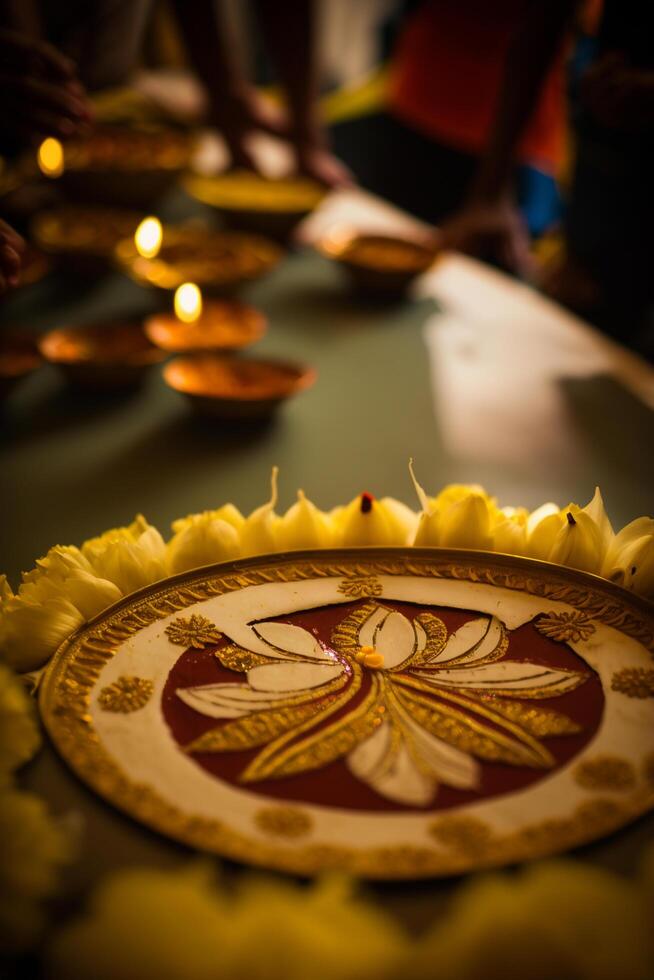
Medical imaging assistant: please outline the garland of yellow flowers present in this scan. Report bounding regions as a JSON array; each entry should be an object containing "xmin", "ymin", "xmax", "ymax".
[
  {"xmin": 1, "ymin": 467, "xmax": 653, "ymax": 674},
  {"xmin": 1, "ymin": 470, "xmax": 653, "ymax": 971}
]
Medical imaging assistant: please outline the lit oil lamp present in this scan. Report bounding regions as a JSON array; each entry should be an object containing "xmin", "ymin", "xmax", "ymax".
[
  {"xmin": 134, "ymin": 216, "xmax": 163, "ymax": 260},
  {"xmin": 39, "ymin": 321, "xmax": 166, "ymax": 390},
  {"xmin": 163, "ymin": 352, "xmax": 317, "ymax": 419},
  {"xmin": 174, "ymin": 282, "xmax": 202, "ymax": 323},
  {"xmin": 37, "ymin": 137, "xmax": 64, "ymax": 179},
  {"xmin": 146, "ymin": 283, "xmax": 266, "ymax": 354}
]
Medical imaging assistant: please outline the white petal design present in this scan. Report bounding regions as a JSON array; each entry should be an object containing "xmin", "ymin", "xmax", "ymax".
[
  {"xmin": 414, "ymin": 619, "xmax": 428, "ymax": 654},
  {"xmin": 362, "ymin": 608, "xmax": 417, "ymax": 669},
  {"xmin": 415, "ymin": 661, "xmax": 582, "ymax": 695},
  {"xmin": 252, "ymin": 622, "xmax": 328, "ymax": 661},
  {"xmin": 247, "ymin": 661, "xmax": 342, "ymax": 693},
  {"xmin": 395, "ymin": 703, "xmax": 479, "ymax": 790},
  {"xmin": 357, "ymin": 606, "xmax": 389, "ymax": 648},
  {"xmin": 176, "ymin": 683, "xmax": 290, "ymax": 719},
  {"xmin": 347, "ymin": 722, "xmax": 435, "ymax": 806},
  {"xmin": 436, "ymin": 616, "xmax": 502, "ymax": 664}
]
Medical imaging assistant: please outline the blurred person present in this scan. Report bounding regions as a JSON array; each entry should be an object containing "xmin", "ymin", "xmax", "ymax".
[
  {"xmin": 544, "ymin": 0, "xmax": 654, "ymax": 349},
  {"xmin": 331, "ymin": 0, "xmax": 579, "ymax": 275},
  {"xmin": 171, "ymin": 0, "xmax": 352, "ymax": 186},
  {"xmin": 0, "ymin": 0, "xmax": 151, "ymax": 95},
  {"xmin": 0, "ymin": 27, "xmax": 92, "ymax": 153}
]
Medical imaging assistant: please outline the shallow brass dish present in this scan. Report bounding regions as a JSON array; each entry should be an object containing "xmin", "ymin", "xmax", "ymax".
[
  {"xmin": 145, "ymin": 300, "xmax": 266, "ymax": 353},
  {"xmin": 39, "ymin": 548, "xmax": 654, "ymax": 877},
  {"xmin": 116, "ymin": 225, "xmax": 283, "ymax": 293},
  {"xmin": 59, "ymin": 124, "xmax": 194, "ymax": 207},
  {"xmin": 32, "ymin": 207, "xmax": 143, "ymax": 276},
  {"xmin": 163, "ymin": 352, "xmax": 316, "ymax": 418},
  {"xmin": 317, "ymin": 227, "xmax": 439, "ymax": 295},
  {"xmin": 184, "ymin": 170, "xmax": 327, "ymax": 241},
  {"xmin": 39, "ymin": 320, "xmax": 166, "ymax": 389}
]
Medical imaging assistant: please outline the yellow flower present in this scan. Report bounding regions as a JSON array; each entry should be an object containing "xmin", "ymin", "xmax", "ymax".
[
  {"xmin": 0, "ymin": 788, "xmax": 72, "ymax": 952},
  {"xmin": 333, "ymin": 493, "xmax": 410, "ymax": 546},
  {"xmin": 171, "ymin": 503, "xmax": 244, "ymax": 536},
  {"xmin": 491, "ymin": 506, "xmax": 529, "ymax": 556},
  {"xmin": 0, "ymin": 586, "xmax": 84, "ymax": 671},
  {"xmin": 240, "ymin": 468, "xmax": 281, "ymax": 557},
  {"xmin": 49, "ymin": 865, "xmax": 407, "ymax": 980},
  {"xmin": 527, "ymin": 489, "xmax": 614, "ymax": 575},
  {"xmin": 224, "ymin": 876, "xmax": 407, "ymax": 980},
  {"xmin": 275, "ymin": 490, "xmax": 334, "ymax": 550},
  {"xmin": 602, "ymin": 517, "xmax": 654, "ymax": 599},
  {"xmin": 166, "ymin": 513, "xmax": 241, "ymax": 575},
  {"xmin": 408, "ymin": 861, "xmax": 653, "ymax": 980},
  {"xmin": 82, "ymin": 515, "xmax": 167, "ymax": 595},
  {"xmin": 0, "ymin": 663, "xmax": 41, "ymax": 778},
  {"xmin": 410, "ymin": 465, "xmax": 495, "ymax": 550},
  {"xmin": 18, "ymin": 545, "xmax": 122, "ymax": 620}
]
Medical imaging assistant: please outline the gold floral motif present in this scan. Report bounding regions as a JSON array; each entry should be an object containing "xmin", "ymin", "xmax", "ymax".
[
  {"xmin": 215, "ymin": 643, "xmax": 270, "ymax": 673},
  {"xmin": 337, "ymin": 575, "xmax": 382, "ymax": 599},
  {"xmin": 477, "ymin": 696, "xmax": 581, "ymax": 737},
  {"xmin": 181, "ymin": 600, "xmax": 586, "ymax": 801},
  {"xmin": 97, "ymin": 676, "xmax": 153, "ymax": 713},
  {"xmin": 254, "ymin": 806, "xmax": 313, "ymax": 839},
  {"xmin": 38, "ymin": 549, "xmax": 654, "ymax": 877},
  {"xmin": 428, "ymin": 815, "xmax": 493, "ymax": 856},
  {"xmin": 536, "ymin": 611, "xmax": 596, "ymax": 643},
  {"xmin": 184, "ymin": 682, "xmax": 346, "ymax": 755},
  {"xmin": 611, "ymin": 667, "xmax": 654, "ymax": 699},
  {"xmin": 165, "ymin": 614, "xmax": 222, "ymax": 648},
  {"xmin": 575, "ymin": 756, "xmax": 636, "ymax": 792}
]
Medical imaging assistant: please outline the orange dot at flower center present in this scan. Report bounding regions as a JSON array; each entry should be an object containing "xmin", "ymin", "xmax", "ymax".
[{"xmin": 355, "ymin": 646, "xmax": 385, "ymax": 669}]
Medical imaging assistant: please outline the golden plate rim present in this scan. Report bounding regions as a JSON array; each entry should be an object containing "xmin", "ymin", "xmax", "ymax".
[{"xmin": 39, "ymin": 547, "xmax": 654, "ymax": 879}]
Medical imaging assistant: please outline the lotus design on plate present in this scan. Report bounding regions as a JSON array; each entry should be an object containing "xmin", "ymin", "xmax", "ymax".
[{"xmin": 177, "ymin": 602, "xmax": 587, "ymax": 806}]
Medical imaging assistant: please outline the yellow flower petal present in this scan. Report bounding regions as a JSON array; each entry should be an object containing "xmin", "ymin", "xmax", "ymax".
[
  {"xmin": 166, "ymin": 514, "xmax": 240, "ymax": 575},
  {"xmin": 275, "ymin": 490, "xmax": 334, "ymax": 550},
  {"xmin": 240, "ymin": 467, "xmax": 281, "ymax": 557},
  {"xmin": 82, "ymin": 515, "xmax": 167, "ymax": 595},
  {"xmin": 0, "ymin": 664, "xmax": 41, "ymax": 777},
  {"xmin": 0, "ymin": 595, "xmax": 83, "ymax": 671}
]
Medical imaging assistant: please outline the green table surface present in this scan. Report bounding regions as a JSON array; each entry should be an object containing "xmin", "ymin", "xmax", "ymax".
[{"xmin": 2, "ymin": 192, "xmax": 654, "ymax": 924}]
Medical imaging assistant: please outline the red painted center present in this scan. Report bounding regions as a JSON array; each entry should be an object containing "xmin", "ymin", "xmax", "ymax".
[{"xmin": 162, "ymin": 600, "xmax": 604, "ymax": 813}]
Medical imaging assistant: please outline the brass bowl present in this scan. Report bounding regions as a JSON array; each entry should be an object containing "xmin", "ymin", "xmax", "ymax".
[
  {"xmin": 39, "ymin": 320, "xmax": 166, "ymax": 389},
  {"xmin": 163, "ymin": 353, "xmax": 316, "ymax": 418},
  {"xmin": 316, "ymin": 227, "xmax": 439, "ymax": 296},
  {"xmin": 184, "ymin": 170, "xmax": 327, "ymax": 241},
  {"xmin": 115, "ymin": 225, "xmax": 283, "ymax": 294},
  {"xmin": 59, "ymin": 124, "xmax": 194, "ymax": 207},
  {"xmin": 145, "ymin": 300, "xmax": 266, "ymax": 353},
  {"xmin": 0, "ymin": 333, "xmax": 42, "ymax": 399},
  {"xmin": 32, "ymin": 206, "xmax": 143, "ymax": 277}
]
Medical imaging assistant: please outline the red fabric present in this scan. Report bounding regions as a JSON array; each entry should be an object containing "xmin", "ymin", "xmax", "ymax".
[{"xmin": 388, "ymin": 0, "xmax": 567, "ymax": 173}]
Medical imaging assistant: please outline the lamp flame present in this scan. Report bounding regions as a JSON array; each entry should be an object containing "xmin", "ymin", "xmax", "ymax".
[
  {"xmin": 37, "ymin": 137, "xmax": 64, "ymax": 178},
  {"xmin": 174, "ymin": 282, "xmax": 202, "ymax": 323},
  {"xmin": 134, "ymin": 217, "xmax": 162, "ymax": 259}
]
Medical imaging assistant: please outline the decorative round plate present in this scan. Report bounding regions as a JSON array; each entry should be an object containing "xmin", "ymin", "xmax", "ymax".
[{"xmin": 40, "ymin": 549, "xmax": 654, "ymax": 878}]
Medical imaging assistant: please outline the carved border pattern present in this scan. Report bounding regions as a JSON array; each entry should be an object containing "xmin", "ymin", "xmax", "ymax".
[{"xmin": 39, "ymin": 548, "xmax": 654, "ymax": 878}]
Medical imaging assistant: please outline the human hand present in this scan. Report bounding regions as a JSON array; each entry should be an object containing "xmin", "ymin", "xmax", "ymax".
[
  {"xmin": 210, "ymin": 86, "xmax": 352, "ymax": 187},
  {"xmin": 0, "ymin": 29, "xmax": 93, "ymax": 150},
  {"xmin": 294, "ymin": 135, "xmax": 354, "ymax": 189},
  {"xmin": 0, "ymin": 218, "xmax": 26, "ymax": 294},
  {"xmin": 439, "ymin": 196, "xmax": 535, "ymax": 278},
  {"xmin": 209, "ymin": 86, "xmax": 291, "ymax": 170}
]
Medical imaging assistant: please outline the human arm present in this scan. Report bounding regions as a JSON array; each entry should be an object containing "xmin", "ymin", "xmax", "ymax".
[{"xmin": 441, "ymin": 0, "xmax": 578, "ymax": 274}]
